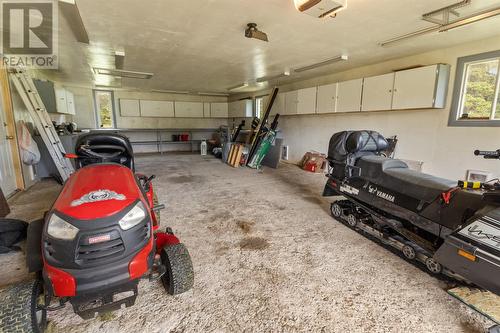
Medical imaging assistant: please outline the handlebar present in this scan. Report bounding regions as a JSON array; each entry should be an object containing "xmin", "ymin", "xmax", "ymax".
[{"xmin": 474, "ymin": 149, "xmax": 500, "ymax": 159}]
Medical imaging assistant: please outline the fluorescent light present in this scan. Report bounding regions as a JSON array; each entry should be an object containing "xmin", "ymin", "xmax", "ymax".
[
  {"xmin": 439, "ymin": 6, "xmax": 500, "ymax": 32},
  {"xmin": 227, "ymin": 83, "xmax": 249, "ymax": 91},
  {"xmin": 93, "ymin": 67, "xmax": 154, "ymax": 79},
  {"xmin": 380, "ymin": 27, "xmax": 440, "ymax": 47},
  {"xmin": 151, "ymin": 89, "xmax": 190, "ymax": 94},
  {"xmin": 294, "ymin": 55, "xmax": 348, "ymax": 73},
  {"xmin": 198, "ymin": 92, "xmax": 230, "ymax": 96},
  {"xmin": 114, "ymin": 51, "xmax": 125, "ymax": 70},
  {"xmin": 381, "ymin": 5, "xmax": 500, "ymax": 47},
  {"xmin": 59, "ymin": 0, "xmax": 89, "ymax": 44},
  {"xmin": 256, "ymin": 71, "xmax": 291, "ymax": 83}
]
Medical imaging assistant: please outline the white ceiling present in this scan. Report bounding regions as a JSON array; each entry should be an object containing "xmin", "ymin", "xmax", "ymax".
[{"xmin": 47, "ymin": 0, "xmax": 500, "ymax": 93}]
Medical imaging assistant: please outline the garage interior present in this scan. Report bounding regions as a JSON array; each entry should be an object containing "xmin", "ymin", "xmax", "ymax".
[{"xmin": 1, "ymin": 0, "xmax": 500, "ymax": 332}]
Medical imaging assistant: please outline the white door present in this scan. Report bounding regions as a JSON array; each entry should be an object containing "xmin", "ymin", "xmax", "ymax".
[
  {"xmin": 55, "ymin": 88, "xmax": 68, "ymax": 114},
  {"xmin": 392, "ymin": 65, "xmax": 438, "ymax": 110},
  {"xmin": 296, "ymin": 87, "xmax": 317, "ymax": 114},
  {"xmin": 0, "ymin": 97, "xmax": 17, "ymax": 197},
  {"xmin": 361, "ymin": 73, "xmax": 395, "ymax": 111},
  {"xmin": 317, "ymin": 83, "xmax": 337, "ymax": 114},
  {"xmin": 65, "ymin": 90, "xmax": 76, "ymax": 115},
  {"xmin": 337, "ymin": 78, "xmax": 363, "ymax": 112}
]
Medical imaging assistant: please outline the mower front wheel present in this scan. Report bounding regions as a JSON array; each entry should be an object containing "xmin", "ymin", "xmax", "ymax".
[
  {"xmin": 160, "ymin": 243, "xmax": 194, "ymax": 295},
  {"xmin": 0, "ymin": 279, "xmax": 47, "ymax": 333}
]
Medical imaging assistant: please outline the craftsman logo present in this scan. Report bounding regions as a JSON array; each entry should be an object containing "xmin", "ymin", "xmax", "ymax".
[
  {"xmin": 1, "ymin": 0, "xmax": 58, "ymax": 68},
  {"xmin": 367, "ymin": 185, "xmax": 395, "ymax": 203},
  {"xmin": 459, "ymin": 220, "xmax": 500, "ymax": 249},
  {"xmin": 339, "ymin": 184, "xmax": 359, "ymax": 195},
  {"xmin": 71, "ymin": 189, "xmax": 126, "ymax": 207},
  {"xmin": 88, "ymin": 233, "xmax": 111, "ymax": 245}
]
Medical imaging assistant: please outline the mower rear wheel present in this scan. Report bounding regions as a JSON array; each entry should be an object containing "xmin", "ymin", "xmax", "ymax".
[
  {"xmin": 160, "ymin": 243, "xmax": 194, "ymax": 295},
  {"xmin": 0, "ymin": 279, "xmax": 47, "ymax": 333}
]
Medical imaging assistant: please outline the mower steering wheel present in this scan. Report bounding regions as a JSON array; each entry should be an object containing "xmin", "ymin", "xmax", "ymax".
[{"xmin": 78, "ymin": 144, "xmax": 126, "ymax": 160}]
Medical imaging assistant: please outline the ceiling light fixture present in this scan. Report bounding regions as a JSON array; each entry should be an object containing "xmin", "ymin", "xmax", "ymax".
[
  {"xmin": 294, "ymin": 0, "xmax": 347, "ymax": 18},
  {"xmin": 227, "ymin": 83, "xmax": 249, "ymax": 91},
  {"xmin": 93, "ymin": 67, "xmax": 154, "ymax": 79},
  {"xmin": 114, "ymin": 51, "xmax": 125, "ymax": 70},
  {"xmin": 380, "ymin": 5, "xmax": 500, "ymax": 47},
  {"xmin": 59, "ymin": 0, "xmax": 89, "ymax": 44},
  {"xmin": 151, "ymin": 89, "xmax": 190, "ymax": 94},
  {"xmin": 256, "ymin": 70, "xmax": 291, "ymax": 83},
  {"xmin": 438, "ymin": 6, "xmax": 500, "ymax": 32},
  {"xmin": 198, "ymin": 92, "xmax": 230, "ymax": 96},
  {"xmin": 294, "ymin": 55, "xmax": 348, "ymax": 73},
  {"xmin": 244, "ymin": 23, "xmax": 269, "ymax": 42}
]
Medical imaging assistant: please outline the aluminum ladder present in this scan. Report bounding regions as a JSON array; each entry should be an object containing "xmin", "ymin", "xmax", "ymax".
[{"xmin": 10, "ymin": 68, "xmax": 74, "ymax": 181}]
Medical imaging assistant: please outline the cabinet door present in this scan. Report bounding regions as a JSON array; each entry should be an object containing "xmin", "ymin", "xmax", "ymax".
[
  {"xmin": 337, "ymin": 78, "xmax": 363, "ymax": 112},
  {"xmin": 203, "ymin": 103, "xmax": 211, "ymax": 118},
  {"xmin": 268, "ymin": 93, "xmax": 284, "ymax": 116},
  {"xmin": 140, "ymin": 100, "xmax": 175, "ymax": 117},
  {"xmin": 120, "ymin": 99, "xmax": 140, "ymax": 117},
  {"xmin": 392, "ymin": 65, "xmax": 438, "ymax": 110},
  {"xmin": 361, "ymin": 73, "xmax": 395, "ymax": 111},
  {"xmin": 284, "ymin": 91, "xmax": 298, "ymax": 115},
  {"xmin": 296, "ymin": 87, "xmax": 317, "ymax": 114},
  {"xmin": 210, "ymin": 102, "xmax": 228, "ymax": 118},
  {"xmin": 55, "ymin": 88, "xmax": 68, "ymax": 114},
  {"xmin": 316, "ymin": 83, "xmax": 337, "ymax": 114},
  {"xmin": 174, "ymin": 101, "xmax": 203, "ymax": 118},
  {"xmin": 65, "ymin": 90, "xmax": 76, "ymax": 115}
]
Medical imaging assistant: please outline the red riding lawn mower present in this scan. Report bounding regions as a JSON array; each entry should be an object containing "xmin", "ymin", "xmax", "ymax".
[{"xmin": 8, "ymin": 133, "xmax": 194, "ymax": 332}]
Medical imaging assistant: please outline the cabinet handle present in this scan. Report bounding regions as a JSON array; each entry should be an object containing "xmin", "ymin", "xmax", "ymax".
[{"xmin": 5, "ymin": 135, "xmax": 14, "ymax": 140}]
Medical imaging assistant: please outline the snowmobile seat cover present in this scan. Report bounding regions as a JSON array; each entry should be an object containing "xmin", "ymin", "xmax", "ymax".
[
  {"xmin": 356, "ymin": 155, "xmax": 457, "ymax": 203},
  {"xmin": 328, "ymin": 130, "xmax": 388, "ymax": 162}
]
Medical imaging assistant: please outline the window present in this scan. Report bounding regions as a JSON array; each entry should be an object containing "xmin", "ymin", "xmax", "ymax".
[
  {"xmin": 94, "ymin": 90, "xmax": 115, "ymax": 128},
  {"xmin": 449, "ymin": 50, "xmax": 500, "ymax": 126},
  {"xmin": 255, "ymin": 97, "xmax": 264, "ymax": 118}
]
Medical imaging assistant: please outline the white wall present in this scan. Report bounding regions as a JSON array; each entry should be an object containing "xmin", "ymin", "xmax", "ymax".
[{"xmin": 233, "ymin": 35, "xmax": 500, "ymax": 181}]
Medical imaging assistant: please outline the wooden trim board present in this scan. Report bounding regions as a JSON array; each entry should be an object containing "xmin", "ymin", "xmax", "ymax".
[{"xmin": 0, "ymin": 65, "xmax": 24, "ymax": 190}]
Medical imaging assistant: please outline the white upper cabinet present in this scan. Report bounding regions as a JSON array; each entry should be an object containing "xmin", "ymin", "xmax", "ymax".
[
  {"xmin": 203, "ymin": 102, "xmax": 211, "ymax": 118},
  {"xmin": 269, "ymin": 93, "xmax": 284, "ymax": 116},
  {"xmin": 55, "ymin": 88, "xmax": 68, "ymax": 114},
  {"xmin": 296, "ymin": 87, "xmax": 317, "ymax": 114},
  {"xmin": 140, "ymin": 100, "xmax": 175, "ymax": 117},
  {"xmin": 229, "ymin": 99, "xmax": 253, "ymax": 118},
  {"xmin": 392, "ymin": 64, "xmax": 450, "ymax": 110},
  {"xmin": 175, "ymin": 101, "xmax": 204, "ymax": 118},
  {"xmin": 65, "ymin": 90, "xmax": 76, "ymax": 115},
  {"xmin": 210, "ymin": 102, "xmax": 228, "ymax": 118},
  {"xmin": 362, "ymin": 73, "xmax": 395, "ymax": 111},
  {"xmin": 284, "ymin": 91, "xmax": 298, "ymax": 115},
  {"xmin": 317, "ymin": 83, "xmax": 337, "ymax": 114},
  {"xmin": 119, "ymin": 99, "xmax": 140, "ymax": 117},
  {"xmin": 336, "ymin": 78, "xmax": 363, "ymax": 112}
]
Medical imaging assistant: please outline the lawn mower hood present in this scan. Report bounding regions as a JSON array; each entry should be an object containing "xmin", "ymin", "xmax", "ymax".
[{"xmin": 53, "ymin": 163, "xmax": 145, "ymax": 220}]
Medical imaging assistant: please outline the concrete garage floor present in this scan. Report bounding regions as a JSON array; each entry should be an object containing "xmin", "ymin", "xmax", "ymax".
[{"xmin": 1, "ymin": 153, "xmax": 493, "ymax": 332}]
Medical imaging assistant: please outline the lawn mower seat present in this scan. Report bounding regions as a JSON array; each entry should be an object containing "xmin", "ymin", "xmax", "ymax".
[
  {"xmin": 75, "ymin": 132, "xmax": 135, "ymax": 171},
  {"xmin": 356, "ymin": 155, "xmax": 456, "ymax": 203}
]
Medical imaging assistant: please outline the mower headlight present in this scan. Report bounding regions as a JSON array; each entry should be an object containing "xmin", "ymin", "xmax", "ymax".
[
  {"xmin": 47, "ymin": 214, "xmax": 79, "ymax": 240},
  {"xmin": 119, "ymin": 202, "xmax": 146, "ymax": 230}
]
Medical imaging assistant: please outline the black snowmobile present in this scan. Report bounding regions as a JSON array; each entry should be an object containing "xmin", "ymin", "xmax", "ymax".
[{"xmin": 323, "ymin": 130, "xmax": 500, "ymax": 295}]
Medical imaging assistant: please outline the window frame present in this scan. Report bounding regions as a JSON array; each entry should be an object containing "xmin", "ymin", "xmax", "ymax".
[
  {"xmin": 448, "ymin": 50, "xmax": 500, "ymax": 127},
  {"xmin": 93, "ymin": 89, "xmax": 117, "ymax": 129}
]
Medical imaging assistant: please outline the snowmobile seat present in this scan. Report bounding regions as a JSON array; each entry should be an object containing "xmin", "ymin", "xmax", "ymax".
[{"xmin": 356, "ymin": 155, "xmax": 456, "ymax": 203}]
